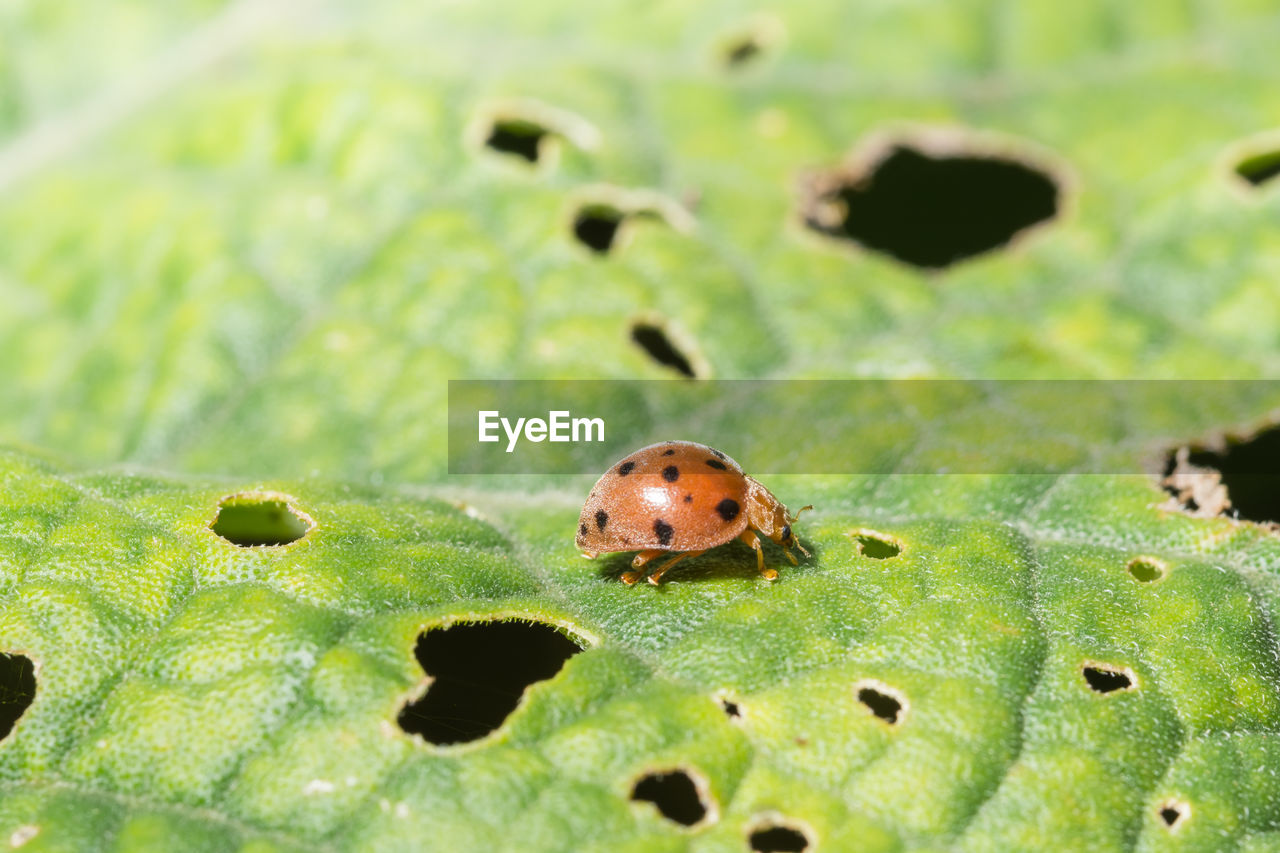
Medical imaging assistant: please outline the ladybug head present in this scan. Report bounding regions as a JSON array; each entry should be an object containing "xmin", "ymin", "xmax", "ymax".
[
  {"xmin": 775, "ymin": 505, "xmax": 813, "ymax": 557},
  {"xmin": 745, "ymin": 478, "xmax": 813, "ymax": 559}
]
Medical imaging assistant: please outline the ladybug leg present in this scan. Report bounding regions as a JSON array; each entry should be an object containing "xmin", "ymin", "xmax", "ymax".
[
  {"xmin": 621, "ymin": 549, "xmax": 666, "ymax": 585},
  {"xmin": 738, "ymin": 530, "xmax": 778, "ymax": 581},
  {"xmin": 646, "ymin": 550, "xmax": 706, "ymax": 586}
]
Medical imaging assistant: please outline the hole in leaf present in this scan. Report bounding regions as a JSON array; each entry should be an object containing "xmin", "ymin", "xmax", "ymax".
[
  {"xmin": 210, "ymin": 492, "xmax": 312, "ymax": 547},
  {"xmin": 855, "ymin": 681, "xmax": 904, "ymax": 724},
  {"xmin": 1082, "ymin": 663, "xmax": 1134, "ymax": 694},
  {"xmin": 1160, "ymin": 447, "xmax": 1231, "ymax": 518},
  {"xmin": 568, "ymin": 187, "xmax": 692, "ymax": 256},
  {"xmin": 1235, "ymin": 150, "xmax": 1280, "ymax": 188},
  {"xmin": 749, "ymin": 824, "xmax": 810, "ymax": 852},
  {"xmin": 630, "ymin": 769, "xmax": 709, "ymax": 827},
  {"xmin": 718, "ymin": 15, "xmax": 782, "ymax": 69},
  {"xmin": 0, "ymin": 653, "xmax": 36, "ymax": 741},
  {"xmin": 1180, "ymin": 427, "xmax": 1280, "ymax": 523},
  {"xmin": 485, "ymin": 119, "xmax": 548, "ymax": 164},
  {"xmin": 470, "ymin": 100, "xmax": 600, "ymax": 169},
  {"xmin": 572, "ymin": 204, "xmax": 627, "ymax": 254},
  {"xmin": 719, "ymin": 697, "xmax": 741, "ymax": 718},
  {"xmin": 851, "ymin": 530, "xmax": 901, "ymax": 559},
  {"xmin": 397, "ymin": 620, "xmax": 582, "ymax": 746},
  {"xmin": 725, "ymin": 37, "xmax": 763, "ymax": 66},
  {"xmin": 1127, "ymin": 556, "xmax": 1166, "ymax": 583},
  {"xmin": 1159, "ymin": 799, "xmax": 1190, "ymax": 829},
  {"xmin": 804, "ymin": 141, "xmax": 1060, "ymax": 269},
  {"xmin": 631, "ymin": 321, "xmax": 697, "ymax": 378}
]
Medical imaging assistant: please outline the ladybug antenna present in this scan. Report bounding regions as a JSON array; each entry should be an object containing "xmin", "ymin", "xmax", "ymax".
[
  {"xmin": 789, "ymin": 505, "xmax": 813, "ymax": 523},
  {"xmin": 795, "ymin": 541, "xmax": 811, "ymax": 559}
]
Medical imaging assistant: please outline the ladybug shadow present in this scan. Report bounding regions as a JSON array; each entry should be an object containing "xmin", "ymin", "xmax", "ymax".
[{"xmin": 595, "ymin": 536, "xmax": 821, "ymax": 586}]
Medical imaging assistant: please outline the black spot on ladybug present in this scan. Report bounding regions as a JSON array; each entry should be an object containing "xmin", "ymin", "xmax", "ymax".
[
  {"xmin": 662, "ymin": 449, "xmax": 675, "ymax": 456},
  {"xmin": 596, "ymin": 510, "xmax": 608, "ymax": 531},
  {"xmin": 684, "ymin": 494, "xmax": 693, "ymax": 503},
  {"xmin": 706, "ymin": 459, "xmax": 727, "ymax": 470},
  {"xmin": 716, "ymin": 499, "xmax": 740, "ymax": 522},
  {"xmin": 618, "ymin": 461, "xmax": 636, "ymax": 476},
  {"xmin": 654, "ymin": 519, "xmax": 674, "ymax": 546},
  {"xmin": 579, "ymin": 523, "xmax": 588, "ymax": 536},
  {"xmin": 710, "ymin": 448, "xmax": 727, "ymax": 460},
  {"xmin": 663, "ymin": 465, "xmax": 680, "ymax": 482}
]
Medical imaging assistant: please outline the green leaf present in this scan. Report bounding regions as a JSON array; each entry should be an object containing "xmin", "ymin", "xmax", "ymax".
[
  {"xmin": 4, "ymin": 1, "xmax": 1280, "ymax": 850},
  {"xmin": 3, "ymin": 450, "xmax": 1280, "ymax": 850},
  {"xmin": 5, "ymin": 2, "xmax": 1280, "ymax": 480}
]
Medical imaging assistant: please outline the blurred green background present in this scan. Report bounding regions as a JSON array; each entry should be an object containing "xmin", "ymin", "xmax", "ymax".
[{"xmin": 4, "ymin": 0, "xmax": 1280, "ymax": 484}]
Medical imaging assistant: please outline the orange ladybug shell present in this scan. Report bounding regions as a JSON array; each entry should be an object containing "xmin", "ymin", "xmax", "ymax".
[{"xmin": 576, "ymin": 441, "xmax": 750, "ymax": 554}]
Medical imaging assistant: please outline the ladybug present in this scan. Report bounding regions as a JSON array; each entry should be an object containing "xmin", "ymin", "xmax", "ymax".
[{"xmin": 576, "ymin": 440, "xmax": 812, "ymax": 585}]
